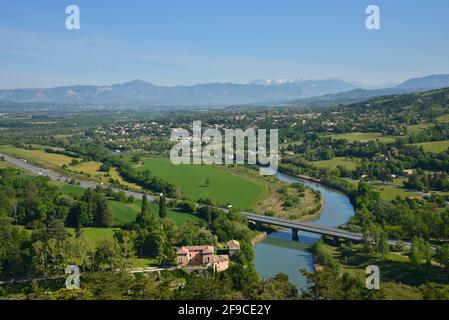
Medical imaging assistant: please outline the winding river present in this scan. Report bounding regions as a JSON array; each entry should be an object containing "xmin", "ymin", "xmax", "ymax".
[{"xmin": 254, "ymin": 172, "xmax": 356, "ymax": 290}]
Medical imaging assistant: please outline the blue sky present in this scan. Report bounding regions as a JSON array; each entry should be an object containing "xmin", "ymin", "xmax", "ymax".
[{"xmin": 0, "ymin": 0, "xmax": 449, "ymax": 89}]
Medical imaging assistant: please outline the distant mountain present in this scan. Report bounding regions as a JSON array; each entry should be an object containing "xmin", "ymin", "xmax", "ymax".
[
  {"xmin": 2, "ymin": 75, "xmax": 448, "ymax": 108},
  {"xmin": 396, "ymin": 74, "xmax": 449, "ymax": 90},
  {"xmin": 250, "ymin": 78, "xmax": 357, "ymax": 96},
  {"xmin": 0, "ymin": 78, "xmax": 357, "ymax": 107},
  {"xmin": 291, "ymin": 74, "xmax": 449, "ymax": 108},
  {"xmin": 295, "ymin": 88, "xmax": 412, "ymax": 108}
]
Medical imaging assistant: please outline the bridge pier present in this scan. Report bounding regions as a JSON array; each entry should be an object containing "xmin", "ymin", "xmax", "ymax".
[{"xmin": 292, "ymin": 228, "xmax": 299, "ymax": 242}]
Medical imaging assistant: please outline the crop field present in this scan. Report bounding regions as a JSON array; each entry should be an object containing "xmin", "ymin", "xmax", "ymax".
[
  {"xmin": 312, "ymin": 157, "xmax": 360, "ymax": 170},
  {"xmin": 0, "ymin": 145, "xmax": 75, "ymax": 168},
  {"xmin": 414, "ymin": 140, "xmax": 449, "ymax": 153},
  {"xmin": 330, "ymin": 132, "xmax": 397, "ymax": 143},
  {"xmin": 135, "ymin": 157, "xmax": 265, "ymax": 210}
]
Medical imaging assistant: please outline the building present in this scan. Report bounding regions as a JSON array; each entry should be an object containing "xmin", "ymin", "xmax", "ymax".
[
  {"xmin": 212, "ymin": 255, "xmax": 230, "ymax": 272},
  {"xmin": 402, "ymin": 169, "xmax": 415, "ymax": 176},
  {"xmin": 227, "ymin": 240, "xmax": 241, "ymax": 257},
  {"xmin": 176, "ymin": 245, "xmax": 229, "ymax": 272}
]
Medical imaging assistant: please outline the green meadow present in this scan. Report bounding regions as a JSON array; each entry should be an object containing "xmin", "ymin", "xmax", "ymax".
[
  {"xmin": 135, "ymin": 157, "xmax": 265, "ymax": 210},
  {"xmin": 312, "ymin": 157, "xmax": 360, "ymax": 171},
  {"xmin": 330, "ymin": 132, "xmax": 396, "ymax": 143},
  {"xmin": 54, "ymin": 181, "xmax": 199, "ymax": 226},
  {"xmin": 66, "ymin": 227, "xmax": 117, "ymax": 244},
  {"xmin": 413, "ymin": 140, "xmax": 449, "ymax": 153},
  {"xmin": 375, "ymin": 185, "xmax": 419, "ymax": 201}
]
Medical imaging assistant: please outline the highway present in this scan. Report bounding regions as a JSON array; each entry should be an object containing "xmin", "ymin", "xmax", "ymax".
[{"xmin": 0, "ymin": 152, "xmax": 155, "ymax": 201}]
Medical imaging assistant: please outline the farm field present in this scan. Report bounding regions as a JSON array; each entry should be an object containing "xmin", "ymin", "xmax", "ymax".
[
  {"xmin": 329, "ymin": 132, "xmax": 397, "ymax": 143},
  {"xmin": 312, "ymin": 157, "xmax": 360, "ymax": 170},
  {"xmin": 413, "ymin": 140, "xmax": 449, "ymax": 153},
  {"xmin": 135, "ymin": 157, "xmax": 265, "ymax": 210},
  {"xmin": 69, "ymin": 161, "xmax": 140, "ymax": 190}
]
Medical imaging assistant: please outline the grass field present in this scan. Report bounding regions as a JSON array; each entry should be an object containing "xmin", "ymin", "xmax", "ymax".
[
  {"xmin": 54, "ymin": 181, "xmax": 199, "ymax": 226},
  {"xmin": 406, "ymin": 123, "xmax": 432, "ymax": 134},
  {"xmin": 330, "ymin": 132, "xmax": 396, "ymax": 143},
  {"xmin": 436, "ymin": 114, "xmax": 449, "ymax": 123},
  {"xmin": 70, "ymin": 161, "xmax": 141, "ymax": 190},
  {"xmin": 135, "ymin": 157, "xmax": 265, "ymax": 210},
  {"xmin": 0, "ymin": 145, "xmax": 75, "ymax": 168},
  {"xmin": 375, "ymin": 185, "xmax": 419, "ymax": 201},
  {"xmin": 56, "ymin": 182, "xmax": 86, "ymax": 197},
  {"xmin": 414, "ymin": 140, "xmax": 449, "ymax": 153},
  {"xmin": 0, "ymin": 160, "xmax": 19, "ymax": 170},
  {"xmin": 66, "ymin": 227, "xmax": 117, "ymax": 244},
  {"xmin": 312, "ymin": 157, "xmax": 359, "ymax": 170}
]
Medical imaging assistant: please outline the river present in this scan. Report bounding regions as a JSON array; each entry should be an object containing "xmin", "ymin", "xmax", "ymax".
[{"xmin": 253, "ymin": 172, "xmax": 356, "ymax": 290}]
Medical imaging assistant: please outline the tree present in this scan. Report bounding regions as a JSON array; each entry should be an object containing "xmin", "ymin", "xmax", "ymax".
[
  {"xmin": 127, "ymin": 195, "xmax": 135, "ymax": 204},
  {"xmin": 410, "ymin": 237, "xmax": 432, "ymax": 268},
  {"xmin": 99, "ymin": 162, "xmax": 112, "ymax": 172},
  {"xmin": 46, "ymin": 219, "xmax": 68, "ymax": 241},
  {"xmin": 93, "ymin": 194, "xmax": 114, "ymax": 227},
  {"xmin": 67, "ymin": 201, "xmax": 92, "ymax": 227},
  {"xmin": 75, "ymin": 223, "xmax": 83, "ymax": 238},
  {"xmin": 159, "ymin": 194, "xmax": 167, "ymax": 219},
  {"xmin": 135, "ymin": 208, "xmax": 155, "ymax": 229},
  {"xmin": 114, "ymin": 191, "xmax": 127, "ymax": 203},
  {"xmin": 435, "ymin": 244, "xmax": 449, "ymax": 269},
  {"xmin": 247, "ymin": 273, "xmax": 298, "ymax": 300},
  {"xmin": 141, "ymin": 194, "xmax": 149, "ymax": 215},
  {"xmin": 204, "ymin": 178, "xmax": 210, "ymax": 187},
  {"xmin": 179, "ymin": 200, "xmax": 196, "ymax": 213}
]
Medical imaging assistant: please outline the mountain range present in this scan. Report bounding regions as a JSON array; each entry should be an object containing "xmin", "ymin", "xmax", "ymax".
[
  {"xmin": 292, "ymin": 74, "xmax": 449, "ymax": 108},
  {"xmin": 1, "ymin": 75, "xmax": 449, "ymax": 107},
  {"xmin": 0, "ymin": 78, "xmax": 358, "ymax": 107}
]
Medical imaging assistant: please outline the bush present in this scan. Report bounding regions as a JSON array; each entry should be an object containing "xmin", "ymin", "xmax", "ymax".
[{"xmin": 179, "ymin": 201, "xmax": 197, "ymax": 213}]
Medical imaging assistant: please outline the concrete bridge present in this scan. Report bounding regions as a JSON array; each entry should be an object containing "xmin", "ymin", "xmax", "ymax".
[{"xmin": 241, "ymin": 212, "xmax": 364, "ymax": 242}]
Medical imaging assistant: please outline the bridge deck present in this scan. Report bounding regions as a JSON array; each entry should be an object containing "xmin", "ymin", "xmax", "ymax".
[{"xmin": 241, "ymin": 212, "xmax": 364, "ymax": 241}]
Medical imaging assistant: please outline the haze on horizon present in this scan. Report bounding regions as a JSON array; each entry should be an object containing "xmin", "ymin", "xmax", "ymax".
[{"xmin": 1, "ymin": 0, "xmax": 449, "ymax": 89}]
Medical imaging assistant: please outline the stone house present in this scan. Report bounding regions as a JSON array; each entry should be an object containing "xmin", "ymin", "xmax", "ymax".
[{"xmin": 176, "ymin": 245, "xmax": 229, "ymax": 272}]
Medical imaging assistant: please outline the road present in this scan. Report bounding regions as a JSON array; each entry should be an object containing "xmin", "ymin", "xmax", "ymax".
[{"xmin": 0, "ymin": 152, "xmax": 155, "ymax": 201}]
